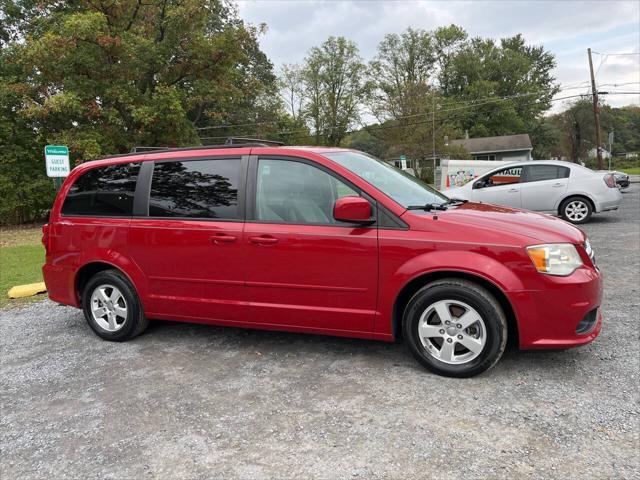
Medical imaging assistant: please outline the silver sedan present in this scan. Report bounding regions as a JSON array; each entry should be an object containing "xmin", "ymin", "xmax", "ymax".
[{"xmin": 446, "ymin": 160, "xmax": 623, "ymax": 224}]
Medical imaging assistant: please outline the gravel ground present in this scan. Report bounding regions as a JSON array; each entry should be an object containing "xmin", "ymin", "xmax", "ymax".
[{"xmin": 2, "ymin": 186, "xmax": 639, "ymax": 480}]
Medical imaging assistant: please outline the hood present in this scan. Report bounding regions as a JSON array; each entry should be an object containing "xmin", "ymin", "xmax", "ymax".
[{"xmin": 414, "ymin": 202, "xmax": 586, "ymax": 244}]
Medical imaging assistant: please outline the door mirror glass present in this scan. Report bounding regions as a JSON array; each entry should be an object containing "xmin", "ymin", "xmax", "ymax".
[
  {"xmin": 333, "ymin": 196, "xmax": 373, "ymax": 225},
  {"xmin": 473, "ymin": 180, "xmax": 486, "ymax": 189}
]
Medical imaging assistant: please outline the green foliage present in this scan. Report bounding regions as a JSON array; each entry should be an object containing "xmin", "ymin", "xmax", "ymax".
[
  {"xmin": 302, "ymin": 37, "xmax": 369, "ymax": 146},
  {"xmin": 548, "ymin": 101, "xmax": 640, "ymax": 163},
  {"xmin": 444, "ymin": 144, "xmax": 472, "ymax": 160},
  {"xmin": 349, "ymin": 26, "xmax": 558, "ymax": 162},
  {"xmin": 1, "ymin": 0, "xmax": 288, "ymax": 223},
  {"xmin": 0, "ymin": 243, "xmax": 45, "ymax": 308},
  {"xmin": 341, "ymin": 130, "xmax": 386, "ymax": 158}
]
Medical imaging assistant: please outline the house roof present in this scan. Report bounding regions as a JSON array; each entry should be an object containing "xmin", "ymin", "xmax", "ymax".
[{"xmin": 450, "ymin": 134, "xmax": 532, "ymax": 154}]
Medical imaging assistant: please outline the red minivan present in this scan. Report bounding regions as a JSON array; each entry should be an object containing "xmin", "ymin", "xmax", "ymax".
[{"xmin": 42, "ymin": 143, "xmax": 603, "ymax": 377}]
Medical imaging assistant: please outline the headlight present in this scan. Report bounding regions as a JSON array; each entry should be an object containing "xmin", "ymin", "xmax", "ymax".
[{"xmin": 526, "ymin": 243, "xmax": 583, "ymax": 276}]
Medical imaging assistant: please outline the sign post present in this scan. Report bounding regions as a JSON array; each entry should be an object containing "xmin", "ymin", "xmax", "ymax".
[
  {"xmin": 45, "ymin": 145, "xmax": 70, "ymax": 191},
  {"xmin": 607, "ymin": 131, "xmax": 614, "ymax": 171},
  {"xmin": 399, "ymin": 154, "xmax": 407, "ymax": 170}
]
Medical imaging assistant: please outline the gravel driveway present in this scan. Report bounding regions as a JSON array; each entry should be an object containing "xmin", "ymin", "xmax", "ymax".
[{"xmin": 2, "ymin": 186, "xmax": 639, "ymax": 479}]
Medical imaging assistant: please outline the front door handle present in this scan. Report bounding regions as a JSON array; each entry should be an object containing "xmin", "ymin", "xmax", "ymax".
[
  {"xmin": 210, "ymin": 233, "xmax": 237, "ymax": 244},
  {"xmin": 249, "ymin": 235, "xmax": 279, "ymax": 245},
  {"xmin": 508, "ymin": 188, "xmax": 519, "ymax": 193}
]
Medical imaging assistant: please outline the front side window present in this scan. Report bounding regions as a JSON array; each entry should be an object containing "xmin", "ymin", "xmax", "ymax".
[
  {"xmin": 62, "ymin": 163, "xmax": 140, "ymax": 216},
  {"xmin": 256, "ymin": 159, "xmax": 358, "ymax": 224},
  {"xmin": 149, "ymin": 158, "xmax": 241, "ymax": 219},
  {"xmin": 322, "ymin": 151, "xmax": 448, "ymax": 208},
  {"xmin": 525, "ymin": 165, "xmax": 570, "ymax": 182},
  {"xmin": 482, "ymin": 166, "xmax": 523, "ymax": 187}
]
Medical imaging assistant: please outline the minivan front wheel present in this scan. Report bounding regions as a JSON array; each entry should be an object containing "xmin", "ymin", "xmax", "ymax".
[
  {"xmin": 403, "ymin": 279, "xmax": 507, "ymax": 378},
  {"xmin": 82, "ymin": 269, "xmax": 149, "ymax": 341}
]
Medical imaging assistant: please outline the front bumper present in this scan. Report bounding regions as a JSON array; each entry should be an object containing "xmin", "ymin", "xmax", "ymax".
[{"xmin": 511, "ymin": 266, "xmax": 603, "ymax": 349}]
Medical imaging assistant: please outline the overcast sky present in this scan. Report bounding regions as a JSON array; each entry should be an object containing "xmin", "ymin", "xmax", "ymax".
[{"xmin": 237, "ymin": 0, "xmax": 640, "ymax": 112}]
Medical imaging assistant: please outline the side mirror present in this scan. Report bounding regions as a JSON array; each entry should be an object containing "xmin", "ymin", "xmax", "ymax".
[
  {"xmin": 333, "ymin": 196, "xmax": 374, "ymax": 225},
  {"xmin": 473, "ymin": 180, "xmax": 485, "ymax": 189}
]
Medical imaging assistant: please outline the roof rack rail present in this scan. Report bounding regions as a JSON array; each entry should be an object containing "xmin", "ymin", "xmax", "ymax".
[
  {"xmin": 224, "ymin": 137, "xmax": 285, "ymax": 146},
  {"xmin": 105, "ymin": 139, "xmax": 284, "ymax": 160},
  {"xmin": 129, "ymin": 146, "xmax": 171, "ymax": 153}
]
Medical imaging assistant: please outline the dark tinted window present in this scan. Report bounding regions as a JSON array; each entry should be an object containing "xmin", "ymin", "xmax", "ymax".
[
  {"xmin": 62, "ymin": 163, "xmax": 140, "ymax": 216},
  {"xmin": 149, "ymin": 159, "xmax": 241, "ymax": 219},
  {"xmin": 525, "ymin": 165, "xmax": 570, "ymax": 182}
]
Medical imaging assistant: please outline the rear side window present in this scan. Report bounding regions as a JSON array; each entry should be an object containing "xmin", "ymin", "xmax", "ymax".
[
  {"xmin": 525, "ymin": 165, "xmax": 570, "ymax": 182},
  {"xmin": 62, "ymin": 163, "xmax": 140, "ymax": 216},
  {"xmin": 149, "ymin": 158, "xmax": 241, "ymax": 219}
]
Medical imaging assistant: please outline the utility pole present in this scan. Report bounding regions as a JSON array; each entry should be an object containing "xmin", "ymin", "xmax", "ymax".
[
  {"xmin": 587, "ymin": 48, "xmax": 604, "ymax": 170},
  {"xmin": 432, "ymin": 94, "xmax": 436, "ymax": 185}
]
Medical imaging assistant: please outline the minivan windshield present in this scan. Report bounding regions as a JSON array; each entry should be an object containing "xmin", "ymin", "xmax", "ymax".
[{"xmin": 323, "ymin": 151, "xmax": 449, "ymax": 208}]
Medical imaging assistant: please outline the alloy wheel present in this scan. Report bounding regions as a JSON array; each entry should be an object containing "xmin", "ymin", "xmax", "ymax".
[
  {"xmin": 418, "ymin": 300, "xmax": 487, "ymax": 365},
  {"xmin": 565, "ymin": 200, "xmax": 589, "ymax": 222},
  {"xmin": 90, "ymin": 284, "xmax": 128, "ymax": 332}
]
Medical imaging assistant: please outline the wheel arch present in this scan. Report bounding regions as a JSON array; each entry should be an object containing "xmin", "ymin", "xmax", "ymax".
[
  {"xmin": 75, "ymin": 261, "xmax": 137, "ymax": 306},
  {"xmin": 392, "ymin": 270, "xmax": 519, "ymax": 348},
  {"xmin": 557, "ymin": 193, "xmax": 596, "ymax": 215}
]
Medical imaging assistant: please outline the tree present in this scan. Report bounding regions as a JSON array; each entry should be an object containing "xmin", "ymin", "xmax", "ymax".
[
  {"xmin": 368, "ymin": 27, "xmax": 436, "ymax": 121},
  {"xmin": 0, "ymin": 0, "xmax": 286, "ymax": 223},
  {"xmin": 279, "ymin": 63, "xmax": 305, "ymax": 122},
  {"xmin": 364, "ymin": 26, "xmax": 559, "ymax": 161},
  {"xmin": 1, "ymin": 0, "xmax": 281, "ymax": 157},
  {"xmin": 550, "ymin": 100, "xmax": 640, "ymax": 162},
  {"xmin": 302, "ymin": 36, "xmax": 368, "ymax": 146}
]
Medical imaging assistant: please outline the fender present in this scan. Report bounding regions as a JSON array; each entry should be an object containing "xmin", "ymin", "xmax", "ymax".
[
  {"xmin": 554, "ymin": 190, "xmax": 598, "ymax": 212},
  {"xmin": 74, "ymin": 249, "xmax": 150, "ymax": 310},
  {"xmin": 375, "ymin": 249, "xmax": 526, "ymax": 338}
]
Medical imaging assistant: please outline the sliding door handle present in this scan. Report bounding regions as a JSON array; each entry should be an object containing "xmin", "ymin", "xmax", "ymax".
[
  {"xmin": 210, "ymin": 233, "xmax": 237, "ymax": 244},
  {"xmin": 249, "ymin": 235, "xmax": 279, "ymax": 245}
]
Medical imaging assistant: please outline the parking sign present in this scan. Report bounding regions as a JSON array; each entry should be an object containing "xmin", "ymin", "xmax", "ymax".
[{"xmin": 45, "ymin": 145, "xmax": 70, "ymax": 177}]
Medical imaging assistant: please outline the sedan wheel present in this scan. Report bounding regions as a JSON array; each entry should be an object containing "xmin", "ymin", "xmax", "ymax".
[{"xmin": 561, "ymin": 197, "xmax": 593, "ymax": 224}]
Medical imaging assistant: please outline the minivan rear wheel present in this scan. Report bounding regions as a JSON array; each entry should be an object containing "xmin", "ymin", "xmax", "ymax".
[
  {"xmin": 403, "ymin": 279, "xmax": 507, "ymax": 378},
  {"xmin": 82, "ymin": 269, "xmax": 148, "ymax": 341}
]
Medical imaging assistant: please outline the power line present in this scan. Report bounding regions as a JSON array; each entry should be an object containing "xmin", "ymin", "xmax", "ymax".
[
  {"xmin": 198, "ymin": 93, "xmax": 591, "ymax": 142},
  {"xmin": 591, "ymin": 51, "xmax": 640, "ymax": 56},
  {"xmin": 196, "ymin": 84, "xmax": 586, "ymax": 133},
  {"xmin": 599, "ymin": 81, "xmax": 640, "ymax": 87}
]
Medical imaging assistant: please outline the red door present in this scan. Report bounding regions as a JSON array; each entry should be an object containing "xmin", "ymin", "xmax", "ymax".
[
  {"xmin": 243, "ymin": 157, "xmax": 378, "ymax": 336},
  {"xmin": 128, "ymin": 157, "xmax": 247, "ymax": 323},
  {"xmin": 129, "ymin": 219, "xmax": 245, "ymax": 322}
]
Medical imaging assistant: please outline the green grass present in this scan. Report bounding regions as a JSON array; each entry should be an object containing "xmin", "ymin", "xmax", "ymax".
[
  {"xmin": 619, "ymin": 167, "xmax": 640, "ymax": 175},
  {"xmin": 0, "ymin": 243, "xmax": 46, "ymax": 308}
]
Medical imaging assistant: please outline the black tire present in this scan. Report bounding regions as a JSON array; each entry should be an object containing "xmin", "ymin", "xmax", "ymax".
[
  {"xmin": 81, "ymin": 269, "xmax": 149, "ymax": 341},
  {"xmin": 403, "ymin": 279, "xmax": 507, "ymax": 378},
  {"xmin": 560, "ymin": 196, "xmax": 593, "ymax": 224}
]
